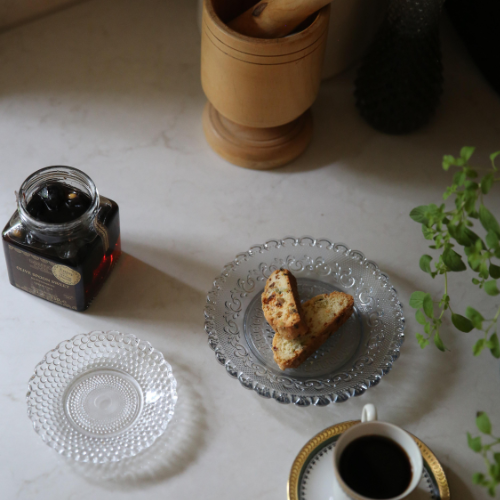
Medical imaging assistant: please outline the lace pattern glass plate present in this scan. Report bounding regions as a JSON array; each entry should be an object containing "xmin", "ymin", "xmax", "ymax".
[
  {"xmin": 204, "ymin": 237, "xmax": 405, "ymax": 406},
  {"xmin": 27, "ymin": 331, "xmax": 178, "ymax": 463}
]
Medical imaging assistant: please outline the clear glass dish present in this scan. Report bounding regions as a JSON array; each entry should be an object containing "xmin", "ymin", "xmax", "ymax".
[
  {"xmin": 27, "ymin": 331, "xmax": 177, "ymax": 463},
  {"xmin": 204, "ymin": 237, "xmax": 405, "ymax": 406}
]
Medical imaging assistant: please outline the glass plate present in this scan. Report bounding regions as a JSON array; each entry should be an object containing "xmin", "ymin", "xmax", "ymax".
[
  {"xmin": 204, "ymin": 237, "xmax": 405, "ymax": 406},
  {"xmin": 27, "ymin": 331, "xmax": 177, "ymax": 463}
]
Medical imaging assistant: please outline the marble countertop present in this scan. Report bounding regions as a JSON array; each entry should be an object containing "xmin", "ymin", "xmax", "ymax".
[{"xmin": 1, "ymin": 1, "xmax": 499, "ymax": 499}]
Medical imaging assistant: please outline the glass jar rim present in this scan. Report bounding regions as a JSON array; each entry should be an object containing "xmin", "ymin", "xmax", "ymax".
[{"xmin": 17, "ymin": 166, "xmax": 100, "ymax": 234}]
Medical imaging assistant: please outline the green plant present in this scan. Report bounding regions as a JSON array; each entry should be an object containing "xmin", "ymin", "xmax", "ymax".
[
  {"xmin": 468, "ymin": 413, "xmax": 500, "ymax": 497},
  {"xmin": 409, "ymin": 147, "xmax": 500, "ymax": 495}
]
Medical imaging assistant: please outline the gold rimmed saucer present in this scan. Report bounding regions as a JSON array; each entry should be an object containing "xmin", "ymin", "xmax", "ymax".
[{"xmin": 288, "ymin": 420, "xmax": 450, "ymax": 500}]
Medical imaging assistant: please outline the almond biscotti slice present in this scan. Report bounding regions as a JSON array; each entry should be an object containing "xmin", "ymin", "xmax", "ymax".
[
  {"xmin": 272, "ymin": 291, "xmax": 354, "ymax": 370},
  {"xmin": 261, "ymin": 269, "xmax": 308, "ymax": 340}
]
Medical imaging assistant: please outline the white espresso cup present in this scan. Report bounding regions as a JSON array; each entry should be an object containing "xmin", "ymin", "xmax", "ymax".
[{"xmin": 332, "ymin": 404, "xmax": 423, "ymax": 500}]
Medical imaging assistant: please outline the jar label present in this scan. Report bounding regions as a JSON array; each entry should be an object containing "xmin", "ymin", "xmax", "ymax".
[
  {"xmin": 6, "ymin": 245, "xmax": 80, "ymax": 310},
  {"xmin": 52, "ymin": 265, "xmax": 82, "ymax": 286}
]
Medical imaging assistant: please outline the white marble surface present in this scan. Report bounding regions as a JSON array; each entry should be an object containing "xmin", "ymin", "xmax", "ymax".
[{"xmin": 1, "ymin": 1, "xmax": 500, "ymax": 499}]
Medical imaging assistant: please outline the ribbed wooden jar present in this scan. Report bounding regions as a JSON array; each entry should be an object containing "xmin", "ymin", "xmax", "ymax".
[{"xmin": 201, "ymin": 0, "xmax": 329, "ymax": 129}]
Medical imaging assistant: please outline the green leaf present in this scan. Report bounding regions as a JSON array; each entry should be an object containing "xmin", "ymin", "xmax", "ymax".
[
  {"xmin": 494, "ymin": 453, "xmax": 500, "ymax": 466},
  {"xmin": 409, "ymin": 291, "xmax": 427, "ymax": 309},
  {"xmin": 448, "ymin": 223, "xmax": 470, "ymax": 246},
  {"xmin": 424, "ymin": 322, "xmax": 431, "ymax": 334},
  {"xmin": 443, "ymin": 246, "xmax": 467, "ymax": 272},
  {"xmin": 465, "ymin": 228, "xmax": 482, "ymax": 245},
  {"xmin": 442, "ymin": 155, "xmax": 454, "ymax": 171},
  {"xmin": 464, "ymin": 167, "xmax": 478, "ymax": 179},
  {"xmin": 423, "ymin": 294, "xmax": 434, "ymax": 318},
  {"xmin": 476, "ymin": 412, "xmax": 492, "ymax": 434},
  {"xmin": 480, "ymin": 205, "xmax": 500, "ymax": 236},
  {"xmin": 467, "ymin": 432, "xmax": 483, "ymax": 452},
  {"xmin": 449, "ymin": 223, "xmax": 481, "ymax": 247},
  {"xmin": 472, "ymin": 278, "xmax": 480, "ymax": 285},
  {"xmin": 468, "ymin": 254, "xmax": 482, "ymax": 272},
  {"xmin": 491, "ymin": 463, "xmax": 500, "ymax": 482},
  {"xmin": 439, "ymin": 294, "xmax": 450, "ymax": 308},
  {"xmin": 473, "ymin": 472, "xmax": 486, "ymax": 485},
  {"xmin": 465, "ymin": 180, "xmax": 479, "ymax": 190},
  {"xmin": 465, "ymin": 307, "xmax": 484, "ymax": 330},
  {"xmin": 479, "ymin": 261, "xmax": 490, "ymax": 280},
  {"xmin": 490, "ymin": 151, "xmax": 500, "ymax": 169},
  {"xmin": 419, "ymin": 255, "xmax": 433, "ymax": 274},
  {"xmin": 490, "ymin": 264, "xmax": 500, "ymax": 280},
  {"xmin": 474, "ymin": 339, "xmax": 486, "ymax": 356},
  {"xmin": 482, "ymin": 172, "xmax": 495, "ymax": 194},
  {"xmin": 484, "ymin": 280, "xmax": 500, "ymax": 296},
  {"xmin": 464, "ymin": 189, "xmax": 478, "ymax": 214},
  {"xmin": 415, "ymin": 310, "xmax": 427, "ymax": 325},
  {"xmin": 486, "ymin": 231, "xmax": 500, "ymax": 250},
  {"xmin": 452, "ymin": 313, "xmax": 474, "ymax": 332},
  {"xmin": 461, "ymin": 146, "xmax": 476, "ymax": 161},
  {"xmin": 422, "ymin": 225, "xmax": 434, "ymax": 240},
  {"xmin": 410, "ymin": 206, "xmax": 430, "ymax": 224},
  {"xmin": 433, "ymin": 331, "xmax": 445, "ymax": 351},
  {"xmin": 443, "ymin": 186, "xmax": 456, "ymax": 200},
  {"xmin": 453, "ymin": 170, "xmax": 466, "ymax": 186},
  {"xmin": 489, "ymin": 333, "xmax": 500, "ymax": 359},
  {"xmin": 416, "ymin": 333, "xmax": 430, "ymax": 349}
]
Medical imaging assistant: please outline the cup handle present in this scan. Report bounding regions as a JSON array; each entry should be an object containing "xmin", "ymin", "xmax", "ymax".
[{"xmin": 361, "ymin": 403, "xmax": 377, "ymax": 422}]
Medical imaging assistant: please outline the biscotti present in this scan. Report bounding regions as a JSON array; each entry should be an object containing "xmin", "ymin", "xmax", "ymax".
[
  {"xmin": 261, "ymin": 269, "xmax": 308, "ymax": 340},
  {"xmin": 272, "ymin": 291, "xmax": 354, "ymax": 370}
]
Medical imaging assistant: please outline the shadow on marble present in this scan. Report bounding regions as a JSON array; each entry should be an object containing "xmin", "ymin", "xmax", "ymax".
[
  {"xmin": 0, "ymin": 0, "xmax": 206, "ymax": 159},
  {"xmin": 124, "ymin": 240, "xmax": 221, "ymax": 289},
  {"xmin": 0, "ymin": 0, "xmax": 202, "ymax": 97},
  {"xmin": 70, "ymin": 358, "xmax": 207, "ymax": 489},
  {"xmin": 443, "ymin": 465, "xmax": 475, "ymax": 500},
  {"xmin": 85, "ymin": 251, "xmax": 206, "ymax": 324},
  {"xmin": 277, "ymin": 21, "xmax": 500, "ymax": 187}
]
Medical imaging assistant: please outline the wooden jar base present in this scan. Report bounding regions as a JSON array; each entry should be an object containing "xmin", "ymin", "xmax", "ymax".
[{"xmin": 202, "ymin": 102, "xmax": 313, "ymax": 170}]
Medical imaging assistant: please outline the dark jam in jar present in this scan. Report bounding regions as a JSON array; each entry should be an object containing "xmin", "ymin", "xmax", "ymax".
[
  {"xmin": 2, "ymin": 166, "xmax": 121, "ymax": 311},
  {"xmin": 26, "ymin": 183, "xmax": 92, "ymax": 223}
]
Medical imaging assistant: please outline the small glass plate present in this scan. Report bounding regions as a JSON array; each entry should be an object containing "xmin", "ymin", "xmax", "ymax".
[
  {"xmin": 204, "ymin": 237, "xmax": 405, "ymax": 406},
  {"xmin": 27, "ymin": 331, "xmax": 177, "ymax": 463}
]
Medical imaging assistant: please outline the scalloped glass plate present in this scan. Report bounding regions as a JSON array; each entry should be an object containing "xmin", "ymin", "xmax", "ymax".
[
  {"xmin": 204, "ymin": 237, "xmax": 405, "ymax": 406},
  {"xmin": 27, "ymin": 331, "xmax": 177, "ymax": 463}
]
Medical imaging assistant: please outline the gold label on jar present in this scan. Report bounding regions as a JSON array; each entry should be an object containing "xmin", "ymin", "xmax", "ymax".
[
  {"xmin": 6, "ymin": 245, "xmax": 79, "ymax": 310},
  {"xmin": 52, "ymin": 265, "xmax": 82, "ymax": 285}
]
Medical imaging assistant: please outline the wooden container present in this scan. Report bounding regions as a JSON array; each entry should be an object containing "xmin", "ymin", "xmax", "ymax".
[{"xmin": 201, "ymin": 0, "xmax": 330, "ymax": 170}]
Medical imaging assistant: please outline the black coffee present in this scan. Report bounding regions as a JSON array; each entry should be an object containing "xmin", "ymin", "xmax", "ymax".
[{"xmin": 338, "ymin": 435, "xmax": 412, "ymax": 499}]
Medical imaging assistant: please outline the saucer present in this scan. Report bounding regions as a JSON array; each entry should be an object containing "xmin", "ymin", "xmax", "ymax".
[
  {"xmin": 288, "ymin": 421, "xmax": 450, "ymax": 500},
  {"xmin": 27, "ymin": 331, "xmax": 178, "ymax": 463}
]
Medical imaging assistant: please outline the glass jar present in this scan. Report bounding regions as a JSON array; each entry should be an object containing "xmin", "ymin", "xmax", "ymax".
[{"xmin": 2, "ymin": 166, "xmax": 121, "ymax": 311}]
